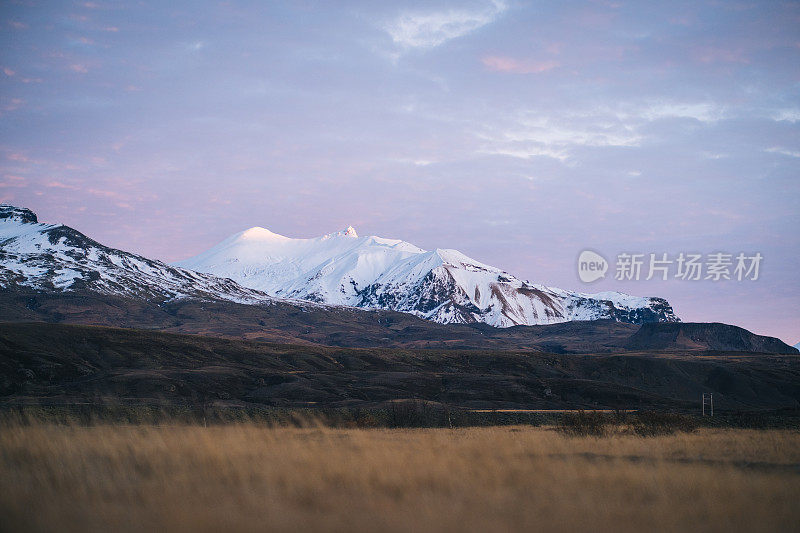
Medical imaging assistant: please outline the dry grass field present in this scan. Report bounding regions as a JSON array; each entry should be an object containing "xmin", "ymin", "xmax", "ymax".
[{"xmin": 1, "ymin": 424, "xmax": 799, "ymax": 533}]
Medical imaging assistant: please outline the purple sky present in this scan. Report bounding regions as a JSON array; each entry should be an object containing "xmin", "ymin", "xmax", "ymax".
[{"xmin": 1, "ymin": 1, "xmax": 799, "ymax": 344}]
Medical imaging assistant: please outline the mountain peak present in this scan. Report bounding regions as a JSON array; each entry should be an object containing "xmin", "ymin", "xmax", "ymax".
[
  {"xmin": 238, "ymin": 226, "xmax": 290, "ymax": 242},
  {"xmin": 0, "ymin": 204, "xmax": 38, "ymax": 224},
  {"xmin": 325, "ymin": 226, "xmax": 358, "ymax": 239}
]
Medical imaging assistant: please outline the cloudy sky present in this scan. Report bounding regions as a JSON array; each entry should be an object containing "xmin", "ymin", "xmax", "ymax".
[{"xmin": 1, "ymin": 1, "xmax": 798, "ymax": 343}]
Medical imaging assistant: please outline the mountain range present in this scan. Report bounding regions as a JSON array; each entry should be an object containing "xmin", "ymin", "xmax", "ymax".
[
  {"xmin": 1, "ymin": 204, "xmax": 677, "ymax": 328},
  {"xmin": 175, "ymin": 223, "xmax": 678, "ymax": 327}
]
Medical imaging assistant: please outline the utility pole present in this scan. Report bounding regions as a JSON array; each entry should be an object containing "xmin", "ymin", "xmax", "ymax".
[{"xmin": 702, "ymin": 393, "xmax": 713, "ymax": 416}]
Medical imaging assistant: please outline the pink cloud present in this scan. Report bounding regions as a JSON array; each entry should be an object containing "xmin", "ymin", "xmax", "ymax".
[
  {"xmin": 0, "ymin": 175, "xmax": 27, "ymax": 187},
  {"xmin": 46, "ymin": 181, "xmax": 78, "ymax": 190},
  {"xmin": 3, "ymin": 67, "xmax": 42, "ymax": 84},
  {"xmin": 6, "ymin": 153, "xmax": 29, "ymax": 162},
  {"xmin": 104, "ymin": 26, "xmax": 119, "ymax": 32},
  {"xmin": 3, "ymin": 98, "xmax": 24, "ymax": 111},
  {"xmin": 8, "ymin": 21, "xmax": 28, "ymax": 29},
  {"xmin": 481, "ymin": 56, "xmax": 559, "ymax": 74},
  {"xmin": 69, "ymin": 64, "xmax": 89, "ymax": 73},
  {"xmin": 88, "ymin": 188, "xmax": 122, "ymax": 199}
]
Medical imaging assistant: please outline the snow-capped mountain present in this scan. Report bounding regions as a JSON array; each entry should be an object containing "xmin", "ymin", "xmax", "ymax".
[
  {"xmin": 176, "ymin": 225, "xmax": 679, "ymax": 327},
  {"xmin": 0, "ymin": 204, "xmax": 271, "ymax": 303},
  {"xmin": 1, "ymin": 204, "xmax": 679, "ymax": 328}
]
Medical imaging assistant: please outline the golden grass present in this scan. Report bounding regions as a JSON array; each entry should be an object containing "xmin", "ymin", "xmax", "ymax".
[{"xmin": 1, "ymin": 424, "xmax": 799, "ymax": 533}]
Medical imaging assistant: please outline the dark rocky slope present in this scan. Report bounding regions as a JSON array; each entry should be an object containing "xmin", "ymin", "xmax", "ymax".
[
  {"xmin": 626, "ymin": 323, "xmax": 798, "ymax": 354},
  {"xmin": 1, "ymin": 323, "xmax": 798, "ymax": 411}
]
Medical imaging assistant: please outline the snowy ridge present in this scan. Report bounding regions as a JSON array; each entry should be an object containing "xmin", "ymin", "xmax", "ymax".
[
  {"xmin": 177, "ymin": 225, "xmax": 679, "ymax": 327},
  {"xmin": 0, "ymin": 205, "xmax": 273, "ymax": 304}
]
